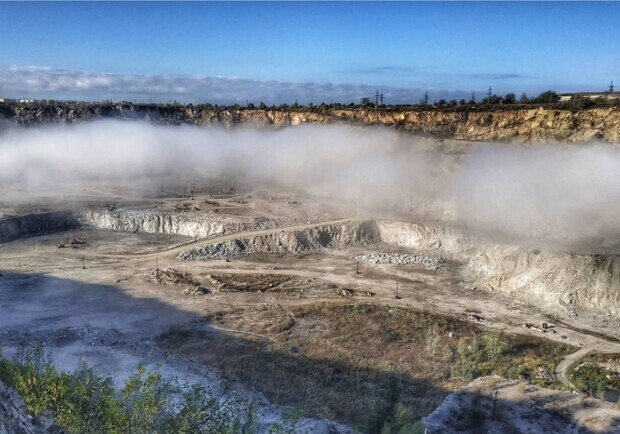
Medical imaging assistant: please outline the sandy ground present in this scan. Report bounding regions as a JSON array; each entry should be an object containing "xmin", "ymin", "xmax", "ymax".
[{"xmin": 1, "ymin": 190, "xmax": 619, "ymax": 431}]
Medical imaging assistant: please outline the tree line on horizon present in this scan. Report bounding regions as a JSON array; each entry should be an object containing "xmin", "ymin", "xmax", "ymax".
[{"xmin": 1, "ymin": 90, "xmax": 618, "ymax": 113}]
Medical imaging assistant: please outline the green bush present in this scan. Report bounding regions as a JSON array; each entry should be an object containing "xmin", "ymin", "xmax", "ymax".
[{"xmin": 0, "ymin": 341, "xmax": 272, "ymax": 433}]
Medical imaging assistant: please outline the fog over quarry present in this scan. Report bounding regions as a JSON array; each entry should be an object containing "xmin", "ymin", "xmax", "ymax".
[
  {"xmin": 2, "ymin": 121, "xmax": 620, "ymax": 250},
  {"xmin": 1, "ymin": 119, "xmax": 620, "ymax": 433}
]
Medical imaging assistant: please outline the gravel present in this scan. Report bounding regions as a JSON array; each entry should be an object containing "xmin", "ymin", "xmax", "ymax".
[{"xmin": 356, "ymin": 252, "xmax": 443, "ymax": 271}]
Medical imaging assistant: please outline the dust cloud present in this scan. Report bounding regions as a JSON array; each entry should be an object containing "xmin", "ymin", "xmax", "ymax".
[{"xmin": 0, "ymin": 120, "xmax": 618, "ymax": 248}]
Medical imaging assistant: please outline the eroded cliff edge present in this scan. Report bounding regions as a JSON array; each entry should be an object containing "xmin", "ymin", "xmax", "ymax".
[{"xmin": 2, "ymin": 103, "xmax": 619, "ymax": 143}]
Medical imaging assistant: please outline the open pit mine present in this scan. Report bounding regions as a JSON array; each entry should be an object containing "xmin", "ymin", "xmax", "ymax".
[{"xmin": 1, "ymin": 105, "xmax": 620, "ymax": 433}]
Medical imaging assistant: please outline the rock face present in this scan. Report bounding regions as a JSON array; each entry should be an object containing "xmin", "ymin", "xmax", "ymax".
[
  {"xmin": 79, "ymin": 210, "xmax": 273, "ymax": 239},
  {"xmin": 0, "ymin": 212, "xmax": 78, "ymax": 243},
  {"xmin": 378, "ymin": 220, "xmax": 620, "ymax": 319},
  {"xmin": 2, "ymin": 102, "xmax": 620, "ymax": 143},
  {"xmin": 180, "ymin": 220, "xmax": 380, "ymax": 260},
  {"xmin": 423, "ymin": 376, "xmax": 620, "ymax": 433},
  {"xmin": 0, "ymin": 380, "xmax": 59, "ymax": 434}
]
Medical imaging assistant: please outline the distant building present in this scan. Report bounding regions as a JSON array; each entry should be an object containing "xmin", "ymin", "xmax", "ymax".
[
  {"xmin": 18, "ymin": 99, "xmax": 35, "ymax": 104},
  {"xmin": 559, "ymin": 92, "xmax": 618, "ymax": 102},
  {"xmin": 0, "ymin": 98, "xmax": 4, "ymax": 103}
]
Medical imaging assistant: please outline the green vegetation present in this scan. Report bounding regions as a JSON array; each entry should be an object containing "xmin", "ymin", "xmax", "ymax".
[
  {"xmin": 568, "ymin": 353, "xmax": 620, "ymax": 401},
  {"xmin": 0, "ymin": 342, "xmax": 296, "ymax": 434},
  {"xmin": 1, "ymin": 88, "xmax": 618, "ymax": 119}
]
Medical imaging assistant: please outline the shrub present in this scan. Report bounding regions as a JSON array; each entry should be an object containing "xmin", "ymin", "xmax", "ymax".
[{"xmin": 0, "ymin": 342, "xmax": 270, "ymax": 433}]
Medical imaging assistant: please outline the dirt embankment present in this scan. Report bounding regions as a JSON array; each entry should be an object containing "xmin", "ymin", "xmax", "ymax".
[{"xmin": 3, "ymin": 103, "xmax": 620, "ymax": 142}]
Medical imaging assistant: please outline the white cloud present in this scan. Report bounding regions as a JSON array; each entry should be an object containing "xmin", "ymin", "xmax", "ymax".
[{"xmin": 0, "ymin": 65, "xmax": 469, "ymax": 104}]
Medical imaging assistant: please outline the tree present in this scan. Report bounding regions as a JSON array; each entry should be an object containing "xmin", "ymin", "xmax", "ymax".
[
  {"xmin": 258, "ymin": 101, "xmax": 267, "ymax": 110},
  {"xmin": 570, "ymin": 95, "xmax": 596, "ymax": 110},
  {"xmin": 360, "ymin": 97, "xmax": 371, "ymax": 107},
  {"xmin": 519, "ymin": 93, "xmax": 530, "ymax": 104},
  {"xmin": 536, "ymin": 90, "xmax": 560, "ymax": 104},
  {"xmin": 503, "ymin": 93, "xmax": 516, "ymax": 104}
]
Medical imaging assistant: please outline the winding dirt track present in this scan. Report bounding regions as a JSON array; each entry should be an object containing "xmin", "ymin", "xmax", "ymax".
[{"xmin": 555, "ymin": 347, "xmax": 593, "ymax": 390}]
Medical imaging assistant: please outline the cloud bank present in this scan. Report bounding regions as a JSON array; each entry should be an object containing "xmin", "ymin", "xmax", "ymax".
[
  {"xmin": 1, "ymin": 121, "xmax": 618, "ymax": 250},
  {"xmin": 0, "ymin": 65, "xmax": 471, "ymax": 105}
]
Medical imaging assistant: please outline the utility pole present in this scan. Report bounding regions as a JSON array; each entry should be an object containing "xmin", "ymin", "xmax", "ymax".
[
  {"xmin": 395, "ymin": 281, "xmax": 401, "ymax": 299},
  {"xmin": 491, "ymin": 390, "xmax": 499, "ymax": 421},
  {"xmin": 471, "ymin": 92, "xmax": 476, "ymax": 103},
  {"xmin": 356, "ymin": 261, "xmax": 360, "ymax": 274},
  {"xmin": 375, "ymin": 90, "xmax": 380, "ymax": 107},
  {"xmin": 610, "ymin": 81, "xmax": 615, "ymax": 93},
  {"xmin": 488, "ymin": 86, "xmax": 493, "ymax": 99},
  {"xmin": 423, "ymin": 91, "xmax": 429, "ymax": 105}
]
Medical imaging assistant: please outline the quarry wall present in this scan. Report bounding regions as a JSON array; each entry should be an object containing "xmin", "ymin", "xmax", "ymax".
[
  {"xmin": 1, "ymin": 210, "xmax": 618, "ymax": 319},
  {"xmin": 0, "ymin": 211, "xmax": 78, "ymax": 243},
  {"xmin": 3, "ymin": 103, "xmax": 620, "ymax": 143},
  {"xmin": 378, "ymin": 221, "xmax": 620, "ymax": 319}
]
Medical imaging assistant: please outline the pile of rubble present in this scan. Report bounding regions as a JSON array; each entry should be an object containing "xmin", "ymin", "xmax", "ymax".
[
  {"xmin": 179, "ymin": 241, "xmax": 242, "ymax": 261},
  {"xmin": 356, "ymin": 252, "xmax": 443, "ymax": 271},
  {"xmin": 148, "ymin": 268, "xmax": 210, "ymax": 296}
]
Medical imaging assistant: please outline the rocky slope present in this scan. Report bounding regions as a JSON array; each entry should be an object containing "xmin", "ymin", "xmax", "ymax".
[
  {"xmin": 378, "ymin": 221, "xmax": 620, "ymax": 319},
  {"xmin": 180, "ymin": 220, "xmax": 380, "ymax": 260},
  {"xmin": 423, "ymin": 376, "xmax": 620, "ymax": 433},
  {"xmin": 0, "ymin": 380, "xmax": 59, "ymax": 434},
  {"xmin": 2, "ymin": 102, "xmax": 619, "ymax": 142}
]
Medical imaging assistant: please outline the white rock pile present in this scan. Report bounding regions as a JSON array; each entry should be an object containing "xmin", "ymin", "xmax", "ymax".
[
  {"xmin": 356, "ymin": 252, "xmax": 443, "ymax": 271},
  {"xmin": 179, "ymin": 241, "xmax": 244, "ymax": 260}
]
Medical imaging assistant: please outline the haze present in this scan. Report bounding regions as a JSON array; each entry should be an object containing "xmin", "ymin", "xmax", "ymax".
[{"xmin": 1, "ymin": 121, "xmax": 619, "ymax": 248}]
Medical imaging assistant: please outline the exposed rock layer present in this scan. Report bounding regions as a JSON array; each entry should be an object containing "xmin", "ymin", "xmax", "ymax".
[
  {"xmin": 180, "ymin": 220, "xmax": 380, "ymax": 260},
  {"xmin": 378, "ymin": 220, "xmax": 620, "ymax": 319},
  {"xmin": 1, "ymin": 210, "xmax": 618, "ymax": 320},
  {"xmin": 78, "ymin": 210, "xmax": 272, "ymax": 239},
  {"xmin": 3, "ymin": 103, "xmax": 620, "ymax": 142},
  {"xmin": 0, "ymin": 211, "xmax": 77, "ymax": 243}
]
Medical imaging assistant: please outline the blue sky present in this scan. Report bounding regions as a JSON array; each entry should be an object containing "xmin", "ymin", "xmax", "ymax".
[{"xmin": 0, "ymin": 2, "xmax": 618, "ymax": 104}]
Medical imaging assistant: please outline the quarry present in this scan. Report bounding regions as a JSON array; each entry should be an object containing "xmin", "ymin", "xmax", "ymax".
[{"xmin": 1, "ymin": 107, "xmax": 620, "ymax": 433}]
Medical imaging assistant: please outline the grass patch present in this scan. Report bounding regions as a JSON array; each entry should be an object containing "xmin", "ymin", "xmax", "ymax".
[
  {"xmin": 158, "ymin": 302, "xmax": 574, "ymax": 431},
  {"xmin": 568, "ymin": 353, "xmax": 620, "ymax": 401}
]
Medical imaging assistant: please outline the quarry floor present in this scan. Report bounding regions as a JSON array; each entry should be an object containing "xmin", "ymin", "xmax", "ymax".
[{"xmin": 1, "ymin": 189, "xmax": 619, "ymax": 432}]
